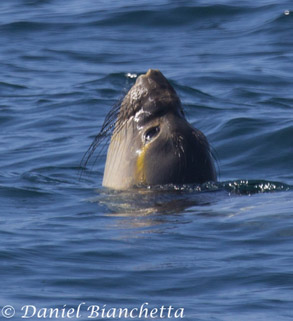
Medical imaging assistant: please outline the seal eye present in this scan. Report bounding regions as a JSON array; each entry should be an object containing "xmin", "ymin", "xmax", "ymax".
[{"xmin": 144, "ymin": 126, "xmax": 160, "ymax": 143}]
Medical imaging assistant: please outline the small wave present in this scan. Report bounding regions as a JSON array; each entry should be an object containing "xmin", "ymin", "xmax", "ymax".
[
  {"xmin": 239, "ymin": 6, "xmax": 293, "ymax": 36},
  {"xmin": 0, "ymin": 81, "xmax": 27, "ymax": 90},
  {"xmin": 261, "ymin": 97, "xmax": 293, "ymax": 109},
  {"xmin": 175, "ymin": 83, "xmax": 213, "ymax": 99},
  {"xmin": 0, "ymin": 185, "xmax": 52, "ymax": 198},
  {"xmin": 45, "ymin": 48, "xmax": 118, "ymax": 64},
  {"xmin": 91, "ymin": 180, "xmax": 292, "ymax": 216},
  {"xmin": 143, "ymin": 180, "xmax": 292, "ymax": 195},
  {"xmin": 220, "ymin": 180, "xmax": 292, "ymax": 194},
  {"xmin": 271, "ymin": 9, "xmax": 293, "ymax": 25},
  {"xmin": 0, "ymin": 21, "xmax": 50, "ymax": 31},
  {"xmin": 91, "ymin": 5, "xmax": 246, "ymax": 28},
  {"xmin": 0, "ymin": 115, "xmax": 15, "ymax": 126},
  {"xmin": 0, "ymin": 20, "xmax": 73, "ymax": 33}
]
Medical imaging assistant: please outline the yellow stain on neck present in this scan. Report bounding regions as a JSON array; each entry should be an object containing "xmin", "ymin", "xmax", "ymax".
[{"xmin": 136, "ymin": 144, "xmax": 150, "ymax": 185}]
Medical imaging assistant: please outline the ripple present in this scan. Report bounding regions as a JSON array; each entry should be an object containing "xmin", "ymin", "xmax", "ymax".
[
  {"xmin": 0, "ymin": 81, "xmax": 27, "ymax": 90},
  {"xmin": 91, "ymin": 5, "xmax": 246, "ymax": 28}
]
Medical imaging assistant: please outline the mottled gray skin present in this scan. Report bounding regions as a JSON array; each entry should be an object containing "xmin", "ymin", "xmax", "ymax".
[{"xmin": 103, "ymin": 69, "xmax": 216, "ymax": 189}]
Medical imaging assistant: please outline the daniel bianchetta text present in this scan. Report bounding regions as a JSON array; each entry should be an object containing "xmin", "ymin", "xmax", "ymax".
[{"xmin": 1, "ymin": 302, "xmax": 185, "ymax": 319}]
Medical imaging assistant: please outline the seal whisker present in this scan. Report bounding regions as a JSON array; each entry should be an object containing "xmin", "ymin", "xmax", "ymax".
[
  {"xmin": 79, "ymin": 98, "xmax": 122, "ymax": 178},
  {"xmin": 210, "ymin": 145, "xmax": 221, "ymax": 181}
]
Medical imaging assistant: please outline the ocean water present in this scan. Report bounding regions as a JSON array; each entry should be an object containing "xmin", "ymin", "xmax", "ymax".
[{"xmin": 0, "ymin": 1, "xmax": 293, "ymax": 320}]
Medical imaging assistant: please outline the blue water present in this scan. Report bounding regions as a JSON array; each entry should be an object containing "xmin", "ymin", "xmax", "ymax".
[{"xmin": 1, "ymin": 1, "xmax": 293, "ymax": 320}]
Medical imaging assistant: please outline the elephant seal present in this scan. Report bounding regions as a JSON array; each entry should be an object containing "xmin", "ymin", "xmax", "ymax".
[{"xmin": 100, "ymin": 69, "xmax": 216, "ymax": 189}]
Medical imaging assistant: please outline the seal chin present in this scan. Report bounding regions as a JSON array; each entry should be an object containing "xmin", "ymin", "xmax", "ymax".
[{"xmin": 102, "ymin": 69, "xmax": 216, "ymax": 190}]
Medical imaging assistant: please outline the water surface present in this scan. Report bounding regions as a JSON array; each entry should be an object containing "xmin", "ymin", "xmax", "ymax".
[{"xmin": 0, "ymin": 1, "xmax": 293, "ymax": 320}]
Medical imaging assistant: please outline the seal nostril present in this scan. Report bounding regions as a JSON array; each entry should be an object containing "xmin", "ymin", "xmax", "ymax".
[{"xmin": 144, "ymin": 126, "xmax": 160, "ymax": 143}]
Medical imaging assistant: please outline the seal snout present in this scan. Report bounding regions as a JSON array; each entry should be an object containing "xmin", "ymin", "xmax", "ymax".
[
  {"xmin": 145, "ymin": 69, "xmax": 160, "ymax": 77},
  {"xmin": 139, "ymin": 69, "xmax": 170, "ymax": 88},
  {"xmin": 144, "ymin": 69, "xmax": 164, "ymax": 80}
]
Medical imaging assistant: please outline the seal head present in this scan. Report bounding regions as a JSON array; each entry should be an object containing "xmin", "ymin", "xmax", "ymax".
[{"xmin": 102, "ymin": 69, "xmax": 216, "ymax": 189}]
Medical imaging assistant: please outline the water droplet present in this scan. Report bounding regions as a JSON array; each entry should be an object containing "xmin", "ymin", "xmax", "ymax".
[
  {"xmin": 284, "ymin": 10, "xmax": 290, "ymax": 16},
  {"xmin": 126, "ymin": 73, "xmax": 137, "ymax": 79}
]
